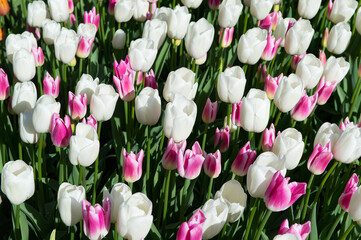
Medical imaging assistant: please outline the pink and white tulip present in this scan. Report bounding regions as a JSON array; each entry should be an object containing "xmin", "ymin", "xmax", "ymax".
[
  {"xmin": 68, "ymin": 0, "xmax": 74, "ymax": 13},
  {"xmin": 68, "ymin": 92, "xmax": 87, "ymax": 120},
  {"xmin": 145, "ymin": 69, "xmax": 158, "ymax": 89},
  {"xmin": 177, "ymin": 209, "xmax": 206, "ymax": 240},
  {"xmin": 51, "ymin": 113, "xmax": 72, "ymax": 148},
  {"xmin": 177, "ymin": 142, "xmax": 205, "ymax": 179},
  {"xmin": 202, "ymin": 98, "xmax": 218, "ymax": 124},
  {"xmin": 262, "ymin": 124, "xmax": 275, "ymax": 151},
  {"xmin": 231, "ymin": 142, "xmax": 257, "ymax": 176},
  {"xmin": 108, "ymin": 0, "xmax": 117, "ymax": 15},
  {"xmin": 77, "ymin": 37, "xmax": 94, "ymax": 58},
  {"xmin": 291, "ymin": 52, "xmax": 306, "ymax": 70},
  {"xmin": 276, "ymin": 219, "xmax": 311, "ymax": 240},
  {"xmin": 146, "ymin": 1, "xmax": 157, "ymax": 20},
  {"xmin": 319, "ymin": 50, "xmax": 327, "ymax": 66},
  {"xmin": 203, "ymin": 150, "xmax": 221, "ymax": 178},
  {"xmin": 264, "ymin": 73, "xmax": 283, "ymax": 100},
  {"xmin": 122, "ymin": 149, "xmax": 144, "ymax": 183},
  {"xmin": 162, "ymin": 138, "xmax": 187, "ymax": 170},
  {"xmin": 339, "ymin": 117, "xmax": 355, "ymax": 131},
  {"xmin": 290, "ymin": 92, "xmax": 318, "ymax": 121},
  {"xmin": 315, "ymin": 77, "xmax": 338, "ymax": 105},
  {"xmin": 219, "ymin": 27, "xmax": 234, "ymax": 48},
  {"xmin": 264, "ymin": 171, "xmax": 307, "ymax": 212},
  {"xmin": 214, "ymin": 127, "xmax": 230, "ymax": 153},
  {"xmin": 0, "ymin": 68, "xmax": 10, "ymax": 100},
  {"xmin": 82, "ymin": 197, "xmax": 111, "ymax": 240},
  {"xmin": 258, "ymin": 10, "xmax": 282, "ymax": 31},
  {"xmin": 339, "ymin": 173, "xmax": 359, "ymax": 212},
  {"xmin": 113, "ymin": 75, "xmax": 135, "ymax": 102},
  {"xmin": 43, "ymin": 72, "xmax": 60, "ymax": 99},
  {"xmin": 307, "ymin": 142, "xmax": 333, "ymax": 175},
  {"xmin": 84, "ymin": 7, "xmax": 100, "ymax": 30},
  {"xmin": 82, "ymin": 114, "xmax": 98, "ymax": 131},
  {"xmin": 231, "ymin": 100, "xmax": 242, "ymax": 126},
  {"xmin": 31, "ymin": 47, "xmax": 44, "ymax": 67},
  {"xmin": 261, "ymin": 33, "xmax": 281, "ymax": 61}
]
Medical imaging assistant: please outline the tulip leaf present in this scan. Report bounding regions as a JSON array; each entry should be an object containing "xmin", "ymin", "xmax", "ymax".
[
  {"xmin": 310, "ymin": 205, "xmax": 318, "ymax": 240},
  {"xmin": 154, "ymin": 40, "xmax": 170, "ymax": 79},
  {"xmin": 149, "ymin": 223, "xmax": 162, "ymax": 239},
  {"xmin": 19, "ymin": 208, "xmax": 29, "ymax": 240},
  {"xmin": 20, "ymin": 203, "xmax": 49, "ymax": 239},
  {"xmin": 49, "ymin": 229, "xmax": 56, "ymax": 240}
]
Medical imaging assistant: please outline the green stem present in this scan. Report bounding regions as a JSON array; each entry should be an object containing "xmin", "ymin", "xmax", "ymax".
[
  {"xmin": 227, "ymin": 103, "xmax": 232, "ymax": 127},
  {"xmin": 301, "ymin": 174, "xmax": 315, "ymax": 221},
  {"xmin": 274, "ymin": 110, "xmax": 282, "ymax": 127},
  {"xmin": 192, "ymin": 59, "xmax": 196, "ymax": 73},
  {"xmin": 244, "ymin": 198, "xmax": 259, "ymax": 240},
  {"xmin": 59, "ymin": 147, "xmax": 64, "ymax": 185},
  {"xmin": 70, "ymin": 226, "xmax": 75, "ymax": 240},
  {"xmin": 348, "ymin": 77, "xmax": 361, "ymax": 119},
  {"xmin": 325, "ymin": 211, "xmax": 346, "ymax": 240},
  {"xmin": 339, "ymin": 221, "xmax": 355, "ymax": 240},
  {"xmin": 180, "ymin": 178, "xmax": 191, "ymax": 222},
  {"xmin": 254, "ymin": 209, "xmax": 272, "ymax": 240},
  {"xmin": 20, "ymin": 0, "xmax": 27, "ymax": 19},
  {"xmin": 242, "ymin": 10, "xmax": 249, "ymax": 34},
  {"xmin": 18, "ymin": 142, "xmax": 22, "ymax": 160},
  {"xmin": 201, "ymin": 124, "xmax": 208, "ymax": 151},
  {"xmin": 207, "ymin": 177, "xmax": 214, "ymax": 200},
  {"xmin": 114, "ymin": 223, "xmax": 118, "ymax": 240},
  {"xmin": 146, "ymin": 125, "xmax": 151, "ymax": 194},
  {"xmin": 15, "ymin": 204, "xmax": 21, "ymax": 240},
  {"xmin": 37, "ymin": 67, "xmax": 43, "ymax": 95},
  {"xmin": 171, "ymin": 41, "xmax": 177, "ymax": 70},
  {"xmin": 162, "ymin": 170, "xmax": 172, "ymax": 229},
  {"xmin": 92, "ymin": 121, "xmax": 102, "ymax": 205},
  {"xmin": 38, "ymin": 134, "xmax": 45, "ymax": 214}
]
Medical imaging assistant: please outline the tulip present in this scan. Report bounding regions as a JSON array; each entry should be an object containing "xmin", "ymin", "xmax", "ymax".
[
  {"xmin": 237, "ymin": 27, "xmax": 268, "ymax": 65},
  {"xmin": 162, "ymin": 138, "xmax": 186, "ymax": 170},
  {"xmin": 219, "ymin": 27, "xmax": 234, "ymax": 48},
  {"xmin": 133, "ymin": 0, "xmax": 148, "ymax": 22},
  {"xmin": 90, "ymin": 84, "xmax": 119, "ymax": 122},
  {"xmin": 356, "ymin": 8, "xmax": 361, "ymax": 35},
  {"xmin": 208, "ymin": 0, "xmax": 220, "ymax": 10},
  {"xmin": 108, "ymin": 0, "xmax": 117, "ymax": 15},
  {"xmin": 13, "ymin": 49, "xmax": 36, "ymax": 82},
  {"xmin": 32, "ymin": 95, "xmax": 61, "ymax": 133},
  {"xmin": 274, "ymin": 74, "xmax": 303, "ymax": 113},
  {"xmin": 31, "ymin": 47, "xmax": 44, "ymax": 67},
  {"xmin": 57, "ymin": 182, "xmax": 85, "ymax": 226},
  {"xmin": 111, "ymin": 29, "xmax": 126, "ymax": 49},
  {"xmin": 313, "ymin": 122, "xmax": 341, "ymax": 152},
  {"xmin": 122, "ymin": 149, "xmax": 144, "ymax": 183},
  {"xmin": 339, "ymin": 173, "xmax": 359, "ymax": 212},
  {"xmin": 275, "ymin": 219, "xmax": 311, "ymax": 240},
  {"xmin": 177, "ymin": 209, "xmax": 205, "ymax": 240},
  {"xmin": 163, "ymin": 67, "xmax": 197, "ymax": 102},
  {"xmin": 178, "ymin": 141, "xmax": 204, "ymax": 179},
  {"xmin": 181, "ymin": 0, "xmax": 202, "ymax": 9},
  {"xmin": 250, "ymin": 0, "xmax": 274, "ymax": 20},
  {"xmin": 307, "ymin": 142, "xmax": 333, "ymax": 175},
  {"xmin": 75, "ymin": 74, "xmax": 99, "ymax": 105},
  {"xmin": 114, "ymin": 0, "xmax": 134, "ymax": 22},
  {"xmin": 51, "ymin": 113, "xmax": 72, "ymax": 148},
  {"xmin": 339, "ymin": 117, "xmax": 356, "ymax": 131},
  {"xmin": 218, "ymin": 0, "xmax": 243, "ymax": 28},
  {"xmin": 257, "ymin": 64, "xmax": 268, "ymax": 83},
  {"xmin": 167, "ymin": 6, "xmax": 191, "ymax": 40},
  {"xmin": 152, "ymin": 7, "xmax": 171, "ymax": 22},
  {"xmin": 323, "ymin": 56, "xmax": 350, "ymax": 84},
  {"xmin": 42, "ymin": 19, "xmax": 61, "ymax": 45},
  {"xmin": 19, "ymin": 109, "xmax": 39, "ymax": 144},
  {"xmin": 231, "ymin": 142, "xmax": 257, "ymax": 176},
  {"xmin": 163, "ymin": 94, "xmax": 197, "ymax": 143},
  {"xmin": 82, "ymin": 198, "xmax": 111, "ymax": 240},
  {"xmin": 224, "ymin": 115, "xmax": 238, "ymax": 133},
  {"xmin": 113, "ymin": 75, "xmax": 135, "ymax": 102},
  {"xmin": 203, "ymin": 150, "xmax": 221, "ymax": 178},
  {"xmin": 68, "ymin": 92, "xmax": 87, "ymax": 120},
  {"xmin": 142, "ymin": 19, "xmax": 167, "ymax": 50},
  {"xmin": 347, "ymin": 186, "xmax": 361, "ymax": 223},
  {"xmin": 54, "ymin": 28, "xmax": 79, "ymax": 64},
  {"xmin": 0, "ymin": 68, "xmax": 10, "ymax": 100},
  {"xmin": 291, "ymin": 52, "xmax": 306, "ymax": 70},
  {"xmin": 214, "ymin": 180, "xmax": 247, "ymax": 223},
  {"xmin": 77, "ymin": 37, "xmax": 94, "ymax": 58},
  {"xmin": 285, "ymin": 19, "xmax": 314, "ymax": 55},
  {"xmin": 0, "ymin": 0, "xmax": 9, "ymax": 16},
  {"xmin": 214, "ymin": 127, "xmax": 230, "ymax": 153},
  {"xmin": 12, "ymin": 81, "xmax": 37, "ymax": 114},
  {"xmin": 6, "ymin": 31, "xmax": 37, "ymax": 63},
  {"xmin": 145, "ymin": 69, "xmax": 158, "ymax": 89},
  {"xmin": 290, "ymin": 92, "xmax": 318, "ymax": 122},
  {"xmin": 259, "ymin": 10, "xmax": 282, "ymax": 32},
  {"xmin": 327, "ymin": 0, "xmax": 358, "ymax": 24},
  {"xmin": 1, "ymin": 160, "xmax": 35, "ymax": 205},
  {"xmin": 201, "ymin": 199, "xmax": 228, "ymax": 239},
  {"xmin": 146, "ymin": 1, "xmax": 157, "ymax": 20},
  {"xmin": 295, "ymin": 54, "xmax": 323, "ymax": 90},
  {"xmin": 27, "ymin": 1, "xmax": 47, "ymax": 27},
  {"xmin": 135, "ymin": 87, "xmax": 161, "ymax": 126},
  {"xmin": 128, "ymin": 38, "xmax": 157, "ymax": 72},
  {"xmin": 48, "ymin": 0, "xmax": 70, "ymax": 22},
  {"xmin": 262, "ymin": 124, "xmax": 276, "ymax": 152},
  {"xmin": 0, "ymin": 28, "xmax": 4, "ymax": 41},
  {"xmin": 84, "ymin": 7, "xmax": 100, "ymax": 30},
  {"xmin": 298, "ymin": 0, "xmax": 321, "ymax": 19},
  {"xmin": 231, "ymin": 100, "xmax": 242, "ymax": 126},
  {"xmin": 103, "ymin": 183, "xmax": 132, "ymax": 223},
  {"xmin": 322, "ymin": 28, "xmax": 329, "ymax": 49},
  {"xmin": 241, "ymin": 89, "xmax": 270, "ymax": 133},
  {"xmin": 314, "ymin": 77, "xmax": 337, "ymax": 105},
  {"xmin": 274, "ymin": 17, "xmax": 296, "ymax": 47},
  {"xmin": 265, "ymin": 73, "xmax": 283, "ymax": 100},
  {"xmin": 327, "ymin": 22, "xmax": 351, "ymax": 55},
  {"xmin": 261, "ymin": 33, "xmax": 281, "ymax": 61},
  {"xmin": 333, "ymin": 127, "xmax": 361, "ymax": 164},
  {"xmin": 68, "ymin": 0, "xmax": 74, "ymax": 13},
  {"xmin": 217, "ymin": 66, "xmax": 247, "ymax": 103},
  {"xmin": 117, "ymin": 193, "xmax": 153, "ymax": 239}
]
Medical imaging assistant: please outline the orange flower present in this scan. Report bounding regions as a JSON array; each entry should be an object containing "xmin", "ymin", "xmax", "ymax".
[
  {"xmin": 0, "ymin": 28, "xmax": 4, "ymax": 41},
  {"xmin": 0, "ymin": 0, "xmax": 10, "ymax": 16}
]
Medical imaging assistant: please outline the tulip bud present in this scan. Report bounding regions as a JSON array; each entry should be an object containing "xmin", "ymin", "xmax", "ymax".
[
  {"xmin": 291, "ymin": 52, "xmax": 306, "ymax": 70},
  {"xmin": 231, "ymin": 142, "xmax": 257, "ymax": 176},
  {"xmin": 230, "ymin": 100, "xmax": 241, "ymax": 126},
  {"xmin": 323, "ymin": 56, "xmax": 350, "ymax": 84},
  {"xmin": 177, "ymin": 209, "xmax": 205, "ymax": 240},
  {"xmin": 208, "ymin": 0, "xmax": 220, "ymax": 10},
  {"xmin": 51, "ymin": 113, "xmax": 72, "ymax": 148},
  {"xmin": 19, "ymin": 109, "xmax": 39, "ymax": 144},
  {"xmin": 163, "ymin": 67, "xmax": 197, "ymax": 102},
  {"xmin": 178, "ymin": 142, "xmax": 204, "ymax": 179},
  {"xmin": 128, "ymin": 38, "xmax": 157, "ymax": 72},
  {"xmin": 108, "ymin": 0, "xmax": 117, "ymax": 15},
  {"xmin": 327, "ymin": 0, "xmax": 358, "ymax": 24},
  {"xmin": 274, "ymin": 17, "xmax": 296, "ymax": 47},
  {"xmin": 203, "ymin": 150, "xmax": 221, "ymax": 178},
  {"xmin": 1, "ymin": 160, "xmax": 35, "ymax": 205},
  {"xmin": 32, "ymin": 95, "xmax": 61, "ymax": 133},
  {"xmin": 214, "ymin": 127, "xmax": 230, "ymax": 152},
  {"xmin": 307, "ymin": 142, "xmax": 333, "ymax": 175},
  {"xmin": 275, "ymin": 219, "xmax": 311, "ymax": 240},
  {"xmin": 0, "ymin": 0, "xmax": 9, "ymax": 16},
  {"xmin": 0, "ymin": 68, "xmax": 10, "ymax": 100},
  {"xmin": 167, "ymin": 6, "xmax": 191, "ymax": 40},
  {"xmin": 319, "ymin": 50, "xmax": 326, "ymax": 66},
  {"xmin": 145, "ymin": 69, "xmax": 158, "ymax": 89},
  {"xmin": 68, "ymin": 92, "xmax": 87, "ymax": 120},
  {"xmin": 290, "ymin": 92, "xmax": 318, "ymax": 122},
  {"xmin": 90, "ymin": 84, "xmax": 119, "ymax": 122},
  {"xmin": 258, "ymin": 10, "xmax": 282, "ymax": 32},
  {"xmin": 48, "ymin": 0, "xmax": 70, "ymax": 22},
  {"xmin": 201, "ymin": 198, "xmax": 228, "ymax": 239},
  {"xmin": 339, "ymin": 174, "xmax": 359, "ymax": 212},
  {"xmin": 42, "ymin": 19, "xmax": 61, "ymax": 45},
  {"xmin": 13, "ymin": 49, "xmax": 36, "ymax": 82},
  {"xmin": 219, "ymin": 27, "xmax": 234, "ymax": 48},
  {"xmin": 264, "ymin": 73, "xmax": 283, "ymax": 100},
  {"xmin": 285, "ymin": 19, "xmax": 314, "ymax": 55},
  {"xmin": 54, "ymin": 28, "xmax": 79, "ymax": 64},
  {"xmin": 298, "ymin": 0, "xmax": 322, "ymax": 19},
  {"xmin": 27, "ymin": 1, "xmax": 47, "ymax": 27},
  {"xmin": 103, "ymin": 183, "xmax": 132, "ymax": 223},
  {"xmin": 274, "ymin": 74, "xmax": 303, "ymax": 113},
  {"xmin": 135, "ymin": 87, "xmax": 161, "ymax": 125},
  {"xmin": 162, "ymin": 138, "xmax": 187, "ymax": 170},
  {"xmin": 327, "ymin": 22, "xmax": 351, "ymax": 55},
  {"xmin": 84, "ymin": 7, "xmax": 100, "ymax": 30},
  {"xmin": 217, "ymin": 66, "xmax": 247, "ymax": 103},
  {"xmin": 122, "ymin": 149, "xmax": 144, "ymax": 183},
  {"xmin": 296, "ymin": 53, "xmax": 323, "ymax": 89},
  {"xmin": 112, "ymin": 29, "xmax": 126, "ymax": 49},
  {"xmin": 321, "ymin": 28, "xmax": 329, "ymax": 49},
  {"xmin": 218, "ymin": 0, "xmax": 243, "ymax": 28},
  {"xmin": 262, "ymin": 124, "xmax": 276, "ymax": 152},
  {"xmin": 237, "ymin": 27, "xmax": 268, "ymax": 65},
  {"xmin": 333, "ymin": 127, "xmax": 361, "ymax": 164},
  {"xmin": 58, "ymin": 183, "xmax": 85, "ymax": 226},
  {"xmin": 12, "ymin": 81, "xmax": 37, "ymax": 114}
]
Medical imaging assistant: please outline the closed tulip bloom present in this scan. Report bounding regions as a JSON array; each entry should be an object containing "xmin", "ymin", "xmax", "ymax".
[
  {"xmin": 27, "ymin": 1, "xmax": 47, "ymax": 27},
  {"xmin": 274, "ymin": 17, "xmax": 296, "ymax": 47},
  {"xmin": 113, "ymin": 75, "xmax": 135, "ymax": 102},
  {"xmin": 201, "ymin": 198, "xmax": 228, "ymax": 239},
  {"xmin": 145, "ymin": 69, "xmax": 158, "ymax": 89},
  {"xmin": 231, "ymin": 100, "xmax": 242, "ymax": 126},
  {"xmin": 315, "ymin": 77, "xmax": 337, "ymax": 106},
  {"xmin": 259, "ymin": 10, "xmax": 282, "ymax": 32},
  {"xmin": 57, "ymin": 182, "xmax": 85, "ymax": 226},
  {"xmin": 241, "ymin": 89, "xmax": 270, "ymax": 133},
  {"xmin": 48, "ymin": 0, "xmax": 69, "ymax": 22},
  {"xmin": 237, "ymin": 27, "xmax": 268, "ymax": 65},
  {"xmin": 19, "ymin": 109, "xmax": 39, "ymax": 144},
  {"xmin": 262, "ymin": 124, "xmax": 276, "ymax": 152},
  {"xmin": 214, "ymin": 127, "xmax": 230, "ymax": 152},
  {"xmin": 133, "ymin": 0, "xmax": 148, "ymax": 22},
  {"xmin": 82, "ymin": 198, "xmax": 111, "ymax": 240},
  {"xmin": 202, "ymin": 99, "xmax": 217, "ymax": 124},
  {"xmin": 112, "ymin": 29, "xmax": 126, "ymax": 49},
  {"xmin": 163, "ymin": 94, "xmax": 197, "ymax": 143},
  {"xmin": 128, "ymin": 38, "xmax": 157, "ymax": 72},
  {"xmin": 68, "ymin": 92, "xmax": 87, "ymax": 120},
  {"xmin": 319, "ymin": 50, "xmax": 327, "ymax": 66},
  {"xmin": 219, "ymin": 27, "xmax": 234, "ymax": 48},
  {"xmin": 42, "ymin": 19, "xmax": 61, "ymax": 45},
  {"xmin": 12, "ymin": 81, "xmax": 37, "ymax": 114},
  {"xmin": 167, "ymin": 6, "xmax": 191, "ymax": 40},
  {"xmin": 31, "ymin": 47, "xmax": 44, "ymax": 67},
  {"xmin": 13, "ymin": 49, "xmax": 36, "ymax": 82},
  {"xmin": 103, "ymin": 183, "xmax": 132, "ymax": 223},
  {"xmin": 231, "ymin": 142, "xmax": 257, "ymax": 176},
  {"xmin": 178, "ymin": 142, "xmax": 204, "ymax": 179},
  {"xmin": 54, "ymin": 28, "xmax": 79, "ymax": 64},
  {"xmin": 274, "ymin": 74, "xmax": 303, "ymax": 113},
  {"xmin": 135, "ymin": 87, "xmax": 161, "ymax": 125},
  {"xmin": 77, "ymin": 37, "xmax": 94, "ymax": 58},
  {"xmin": 295, "ymin": 53, "xmax": 323, "ymax": 89},
  {"xmin": 181, "ymin": 0, "xmax": 202, "ymax": 9},
  {"xmin": 76, "ymin": 74, "xmax": 99, "ymax": 105},
  {"xmin": 307, "ymin": 142, "xmax": 333, "ymax": 175},
  {"xmin": 142, "ymin": 19, "xmax": 167, "ymax": 50},
  {"xmin": 265, "ymin": 73, "xmax": 283, "ymax": 100},
  {"xmin": 1, "ymin": 160, "xmax": 35, "ymax": 205},
  {"xmin": 51, "ymin": 113, "xmax": 72, "ymax": 147},
  {"xmin": 6, "ymin": 31, "xmax": 37, "ymax": 63},
  {"xmin": 214, "ymin": 180, "xmax": 247, "ymax": 223},
  {"xmin": 218, "ymin": 0, "xmax": 243, "ymax": 28},
  {"xmin": 339, "ymin": 173, "xmax": 359, "ymax": 212},
  {"xmin": 117, "ymin": 193, "xmax": 153, "ymax": 240},
  {"xmin": 328, "ymin": 0, "xmax": 357, "ymax": 24},
  {"xmin": 32, "ymin": 95, "xmax": 61, "ymax": 133},
  {"xmin": 314, "ymin": 122, "xmax": 342, "ymax": 151},
  {"xmin": 333, "ymin": 127, "xmax": 361, "ymax": 164},
  {"xmin": 122, "ymin": 149, "xmax": 144, "ymax": 183},
  {"xmin": 0, "ymin": 68, "xmax": 10, "ymax": 100},
  {"xmin": 262, "ymin": 33, "xmax": 281, "ymax": 61},
  {"xmin": 162, "ymin": 138, "xmax": 186, "ymax": 170},
  {"xmin": 177, "ymin": 209, "xmax": 205, "ymax": 240},
  {"xmin": 290, "ymin": 92, "xmax": 318, "ymax": 122},
  {"xmin": 90, "ymin": 84, "xmax": 118, "ymax": 122},
  {"xmin": 82, "ymin": 114, "xmax": 98, "ymax": 131},
  {"xmin": 84, "ymin": 7, "xmax": 100, "ymax": 30},
  {"xmin": 208, "ymin": 0, "xmax": 220, "ymax": 10},
  {"xmin": 152, "ymin": 7, "xmax": 172, "ymax": 22},
  {"xmin": 108, "ymin": 0, "xmax": 117, "ymax": 15},
  {"xmin": 324, "ymin": 56, "xmax": 350, "ymax": 84},
  {"xmin": 163, "ymin": 67, "xmax": 197, "ymax": 102},
  {"xmin": 217, "ymin": 66, "xmax": 247, "ymax": 103},
  {"xmin": 327, "ymin": 22, "xmax": 351, "ymax": 55},
  {"xmin": 285, "ymin": 19, "xmax": 314, "ymax": 55},
  {"xmin": 356, "ymin": 8, "xmax": 361, "ymax": 35},
  {"xmin": 250, "ymin": 0, "xmax": 274, "ymax": 20},
  {"xmin": 203, "ymin": 150, "xmax": 221, "ymax": 178},
  {"xmin": 0, "ymin": 0, "xmax": 9, "ymax": 16},
  {"xmin": 298, "ymin": 0, "xmax": 321, "ymax": 19},
  {"xmin": 275, "ymin": 219, "xmax": 311, "ymax": 240}
]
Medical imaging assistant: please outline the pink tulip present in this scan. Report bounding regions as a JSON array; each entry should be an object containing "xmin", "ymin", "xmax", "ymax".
[
  {"xmin": 231, "ymin": 100, "xmax": 242, "ymax": 126},
  {"xmin": 43, "ymin": 72, "xmax": 60, "ymax": 98},
  {"xmin": 208, "ymin": 0, "xmax": 220, "ymax": 10},
  {"xmin": 31, "ymin": 47, "xmax": 44, "ymax": 67},
  {"xmin": 319, "ymin": 50, "xmax": 326, "ymax": 66},
  {"xmin": 264, "ymin": 171, "xmax": 307, "ymax": 212},
  {"xmin": 258, "ymin": 10, "xmax": 282, "ymax": 31},
  {"xmin": 176, "ymin": 209, "xmax": 206, "ymax": 240},
  {"xmin": 307, "ymin": 142, "xmax": 333, "ymax": 175},
  {"xmin": 261, "ymin": 33, "xmax": 281, "ymax": 61},
  {"xmin": 66, "ymin": 13, "xmax": 77, "ymax": 26},
  {"xmin": 322, "ymin": 28, "xmax": 329, "ymax": 49},
  {"xmin": 113, "ymin": 75, "xmax": 135, "ymax": 102},
  {"xmin": 315, "ymin": 77, "xmax": 338, "ymax": 105},
  {"xmin": 145, "ymin": 69, "xmax": 158, "ymax": 89},
  {"xmin": 202, "ymin": 98, "xmax": 218, "ymax": 124},
  {"xmin": 122, "ymin": 149, "xmax": 144, "ymax": 183},
  {"xmin": 0, "ymin": 68, "xmax": 10, "ymax": 100},
  {"xmin": 219, "ymin": 27, "xmax": 234, "ymax": 48},
  {"xmin": 146, "ymin": 1, "xmax": 157, "ymax": 20},
  {"xmin": 108, "ymin": 0, "xmax": 118, "ymax": 15},
  {"xmin": 82, "ymin": 197, "xmax": 111, "ymax": 240},
  {"xmin": 262, "ymin": 124, "xmax": 275, "ymax": 151},
  {"xmin": 68, "ymin": 0, "xmax": 74, "ymax": 13},
  {"xmin": 162, "ymin": 138, "xmax": 186, "ymax": 170},
  {"xmin": 114, "ymin": 58, "xmax": 132, "ymax": 79},
  {"xmin": 214, "ymin": 127, "xmax": 230, "ymax": 153},
  {"xmin": 82, "ymin": 114, "xmax": 98, "ymax": 131},
  {"xmin": 77, "ymin": 37, "xmax": 94, "ymax": 58},
  {"xmin": 339, "ymin": 173, "xmax": 359, "ymax": 211},
  {"xmin": 84, "ymin": 7, "xmax": 100, "ymax": 30},
  {"xmin": 68, "ymin": 92, "xmax": 87, "ymax": 120},
  {"xmin": 291, "ymin": 52, "xmax": 306, "ymax": 70},
  {"xmin": 51, "ymin": 113, "xmax": 72, "ymax": 148},
  {"xmin": 177, "ymin": 142, "xmax": 205, "ymax": 180},
  {"xmin": 290, "ymin": 92, "xmax": 318, "ymax": 121},
  {"xmin": 231, "ymin": 142, "xmax": 257, "ymax": 176},
  {"xmin": 203, "ymin": 150, "xmax": 221, "ymax": 178},
  {"xmin": 277, "ymin": 219, "xmax": 311, "ymax": 240},
  {"xmin": 339, "ymin": 117, "xmax": 355, "ymax": 130},
  {"xmin": 264, "ymin": 73, "xmax": 283, "ymax": 99}
]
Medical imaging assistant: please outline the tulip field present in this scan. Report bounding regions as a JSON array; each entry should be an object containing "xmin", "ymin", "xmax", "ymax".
[{"xmin": 2, "ymin": 0, "xmax": 361, "ymax": 239}]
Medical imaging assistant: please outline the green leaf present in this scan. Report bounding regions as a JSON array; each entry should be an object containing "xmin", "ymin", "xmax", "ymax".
[
  {"xmin": 310, "ymin": 204, "xmax": 318, "ymax": 240},
  {"xmin": 20, "ymin": 203, "xmax": 50, "ymax": 239}
]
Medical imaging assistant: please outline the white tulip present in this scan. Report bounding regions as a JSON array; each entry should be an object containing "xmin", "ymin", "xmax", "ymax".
[
  {"xmin": 295, "ymin": 53, "xmax": 323, "ymax": 89},
  {"xmin": 328, "ymin": 0, "xmax": 358, "ymax": 24},
  {"xmin": 12, "ymin": 49, "xmax": 36, "ymax": 82},
  {"xmin": 19, "ymin": 109, "xmax": 40, "ymax": 144},
  {"xmin": 27, "ymin": 1, "xmax": 47, "ymax": 27},
  {"xmin": 42, "ymin": 19, "xmax": 61, "ymax": 45},
  {"xmin": 103, "ymin": 183, "xmax": 132, "ymax": 223},
  {"xmin": 274, "ymin": 234, "xmax": 299, "ymax": 240},
  {"xmin": 76, "ymin": 74, "xmax": 99, "ymax": 105},
  {"xmin": 274, "ymin": 74, "xmax": 303, "ymax": 113},
  {"xmin": 348, "ymin": 187, "xmax": 361, "ymax": 223},
  {"xmin": 135, "ymin": 87, "xmax": 161, "ymax": 126},
  {"xmin": 167, "ymin": 6, "xmax": 191, "ymax": 40},
  {"xmin": 133, "ymin": 0, "xmax": 148, "ymax": 22},
  {"xmin": 48, "ymin": 0, "xmax": 69, "ymax": 22},
  {"xmin": 112, "ymin": 29, "xmax": 126, "ymax": 50},
  {"xmin": 181, "ymin": 0, "xmax": 202, "ymax": 9},
  {"xmin": 323, "ymin": 56, "xmax": 350, "ymax": 84},
  {"xmin": 201, "ymin": 198, "xmax": 229, "ymax": 239},
  {"xmin": 327, "ymin": 22, "xmax": 351, "ymax": 55},
  {"xmin": 250, "ymin": 0, "xmax": 274, "ymax": 20},
  {"xmin": 152, "ymin": 7, "xmax": 172, "ymax": 22},
  {"xmin": 333, "ymin": 127, "xmax": 361, "ymax": 164},
  {"xmin": 1, "ymin": 160, "xmax": 35, "ymax": 205},
  {"xmin": 54, "ymin": 28, "xmax": 79, "ymax": 64},
  {"xmin": 142, "ymin": 19, "xmax": 168, "ymax": 50},
  {"xmin": 114, "ymin": 0, "xmax": 134, "ymax": 23},
  {"xmin": 274, "ymin": 17, "xmax": 296, "ymax": 47},
  {"xmin": 298, "ymin": 0, "xmax": 322, "ymax": 19},
  {"xmin": 163, "ymin": 67, "xmax": 197, "ymax": 102},
  {"xmin": 77, "ymin": 23, "xmax": 97, "ymax": 40},
  {"xmin": 314, "ymin": 122, "xmax": 342, "ymax": 152},
  {"xmin": 32, "ymin": 95, "xmax": 61, "ymax": 133},
  {"xmin": 237, "ymin": 27, "xmax": 268, "ymax": 65},
  {"xmin": 356, "ymin": 8, "xmax": 361, "ymax": 35},
  {"xmin": 218, "ymin": 0, "xmax": 243, "ymax": 28},
  {"xmin": 57, "ymin": 182, "xmax": 85, "ymax": 226},
  {"xmin": 284, "ymin": 19, "xmax": 314, "ymax": 55},
  {"xmin": 217, "ymin": 66, "xmax": 247, "ymax": 103},
  {"xmin": 90, "ymin": 84, "xmax": 119, "ymax": 122},
  {"xmin": 12, "ymin": 81, "xmax": 37, "ymax": 114},
  {"xmin": 128, "ymin": 38, "xmax": 157, "ymax": 72},
  {"xmin": 6, "ymin": 31, "xmax": 37, "ymax": 63}
]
